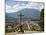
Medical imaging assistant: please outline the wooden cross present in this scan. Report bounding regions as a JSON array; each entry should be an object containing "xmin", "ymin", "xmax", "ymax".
[
  {"xmin": 18, "ymin": 12, "xmax": 24, "ymax": 25},
  {"xmin": 18, "ymin": 12, "xmax": 24, "ymax": 33}
]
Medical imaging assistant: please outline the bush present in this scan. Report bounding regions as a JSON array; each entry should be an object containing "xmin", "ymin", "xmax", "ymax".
[
  {"xmin": 31, "ymin": 27, "xmax": 36, "ymax": 31},
  {"xmin": 5, "ymin": 26, "xmax": 15, "ymax": 33}
]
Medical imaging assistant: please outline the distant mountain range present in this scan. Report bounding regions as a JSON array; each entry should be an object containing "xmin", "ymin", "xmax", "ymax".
[
  {"xmin": 5, "ymin": 8, "xmax": 40, "ymax": 22},
  {"xmin": 6, "ymin": 8, "xmax": 40, "ymax": 18}
]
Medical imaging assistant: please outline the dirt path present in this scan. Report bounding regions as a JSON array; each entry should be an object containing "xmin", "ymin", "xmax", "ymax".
[{"xmin": 5, "ymin": 31, "xmax": 40, "ymax": 35}]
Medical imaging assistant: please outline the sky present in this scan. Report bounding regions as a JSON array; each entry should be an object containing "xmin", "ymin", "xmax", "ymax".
[{"xmin": 6, "ymin": 0, "xmax": 44, "ymax": 13}]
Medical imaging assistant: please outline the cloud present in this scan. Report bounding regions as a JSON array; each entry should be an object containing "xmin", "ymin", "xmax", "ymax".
[
  {"xmin": 6, "ymin": 1, "xmax": 44, "ymax": 13},
  {"xmin": 6, "ymin": 4, "xmax": 25, "ymax": 13},
  {"xmin": 6, "ymin": 5, "xmax": 11, "ymax": 10}
]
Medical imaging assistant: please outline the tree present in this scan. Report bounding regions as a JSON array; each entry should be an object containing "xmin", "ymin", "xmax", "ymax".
[{"xmin": 40, "ymin": 9, "xmax": 44, "ymax": 31}]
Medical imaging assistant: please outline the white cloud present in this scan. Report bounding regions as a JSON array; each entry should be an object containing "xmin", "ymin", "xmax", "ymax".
[
  {"xmin": 40, "ymin": 3, "xmax": 44, "ymax": 11},
  {"xmin": 6, "ymin": 5, "xmax": 11, "ymax": 10},
  {"xmin": 6, "ymin": 2, "xmax": 44, "ymax": 13},
  {"xmin": 6, "ymin": 4, "xmax": 24, "ymax": 13}
]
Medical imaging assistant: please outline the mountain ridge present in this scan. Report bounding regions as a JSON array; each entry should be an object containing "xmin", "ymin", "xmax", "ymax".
[{"xmin": 6, "ymin": 8, "xmax": 40, "ymax": 19}]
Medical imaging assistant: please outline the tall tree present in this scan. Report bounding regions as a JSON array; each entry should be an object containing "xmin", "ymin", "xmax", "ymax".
[{"xmin": 40, "ymin": 9, "xmax": 44, "ymax": 31}]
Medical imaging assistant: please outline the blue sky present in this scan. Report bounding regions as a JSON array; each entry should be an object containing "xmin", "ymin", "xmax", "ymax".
[{"xmin": 6, "ymin": 0, "xmax": 44, "ymax": 13}]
